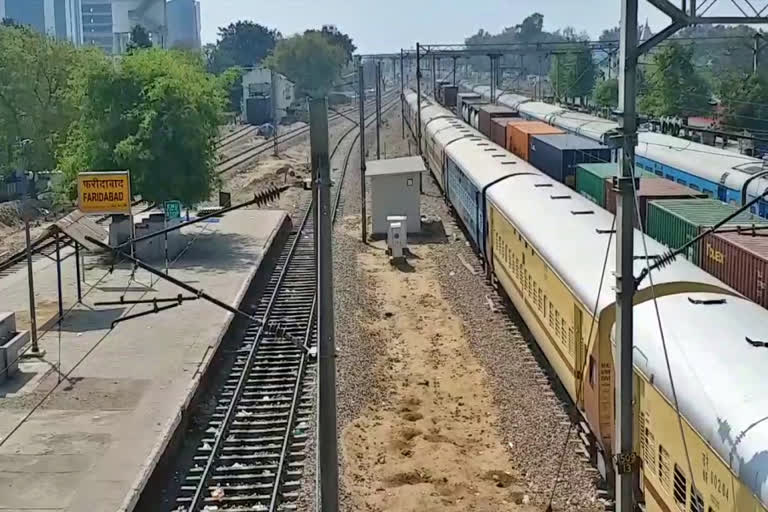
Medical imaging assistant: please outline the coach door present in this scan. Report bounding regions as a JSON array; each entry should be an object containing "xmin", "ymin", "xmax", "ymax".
[{"xmin": 574, "ymin": 306, "xmax": 585, "ymax": 390}]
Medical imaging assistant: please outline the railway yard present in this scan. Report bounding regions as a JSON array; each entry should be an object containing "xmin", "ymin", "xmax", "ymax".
[{"xmin": 2, "ymin": 4, "xmax": 768, "ymax": 512}]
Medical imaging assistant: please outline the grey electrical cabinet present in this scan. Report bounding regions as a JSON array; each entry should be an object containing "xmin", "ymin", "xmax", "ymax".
[{"xmin": 366, "ymin": 156, "xmax": 426, "ymax": 235}]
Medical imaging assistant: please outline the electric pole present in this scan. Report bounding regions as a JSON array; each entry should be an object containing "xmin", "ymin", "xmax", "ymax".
[
  {"xmin": 375, "ymin": 61, "xmax": 381, "ymax": 159},
  {"xmin": 400, "ymin": 49, "xmax": 405, "ymax": 139},
  {"xmin": 614, "ymin": 3, "xmax": 766, "ymax": 512},
  {"xmin": 416, "ymin": 42, "xmax": 422, "ymax": 155},
  {"xmin": 358, "ymin": 62, "xmax": 368, "ymax": 242},
  {"xmin": 309, "ymin": 96, "xmax": 338, "ymax": 512},
  {"xmin": 615, "ymin": 1, "xmax": 638, "ymax": 510}
]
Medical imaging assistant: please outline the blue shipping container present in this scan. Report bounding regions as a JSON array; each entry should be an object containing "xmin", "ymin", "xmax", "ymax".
[{"xmin": 528, "ymin": 133, "xmax": 612, "ymax": 187}]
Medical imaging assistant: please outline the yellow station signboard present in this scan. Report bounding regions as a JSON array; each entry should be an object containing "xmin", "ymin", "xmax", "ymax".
[{"xmin": 77, "ymin": 171, "xmax": 132, "ymax": 215}]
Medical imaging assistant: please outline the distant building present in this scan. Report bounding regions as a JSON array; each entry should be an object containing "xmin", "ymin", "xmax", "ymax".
[
  {"xmin": 1, "ymin": 0, "xmax": 82, "ymax": 43},
  {"xmin": 241, "ymin": 68, "xmax": 295, "ymax": 125},
  {"xmin": 81, "ymin": 0, "xmax": 166, "ymax": 54},
  {"xmin": 0, "ymin": 0, "xmax": 167, "ymax": 54},
  {"xmin": 167, "ymin": 0, "xmax": 200, "ymax": 49}
]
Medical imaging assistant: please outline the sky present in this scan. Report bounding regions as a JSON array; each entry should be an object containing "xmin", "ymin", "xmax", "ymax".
[{"xmin": 199, "ymin": 0, "xmax": 678, "ymax": 53}]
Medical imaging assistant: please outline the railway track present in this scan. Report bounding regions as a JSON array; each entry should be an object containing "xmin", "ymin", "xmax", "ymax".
[
  {"xmin": 170, "ymin": 94, "xmax": 402, "ymax": 512},
  {"xmin": 216, "ymin": 92, "xmax": 397, "ymax": 176}
]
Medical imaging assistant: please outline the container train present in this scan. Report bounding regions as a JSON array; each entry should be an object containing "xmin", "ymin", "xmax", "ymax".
[
  {"xmin": 404, "ymin": 89, "xmax": 768, "ymax": 512},
  {"xmin": 461, "ymin": 83, "xmax": 768, "ymax": 218}
]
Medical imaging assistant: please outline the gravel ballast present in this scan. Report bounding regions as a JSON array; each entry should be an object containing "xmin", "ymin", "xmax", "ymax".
[{"xmin": 329, "ymin": 105, "xmax": 605, "ymax": 511}]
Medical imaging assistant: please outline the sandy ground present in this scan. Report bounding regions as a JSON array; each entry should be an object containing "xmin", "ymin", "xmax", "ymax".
[{"xmin": 339, "ymin": 224, "xmax": 539, "ymax": 512}]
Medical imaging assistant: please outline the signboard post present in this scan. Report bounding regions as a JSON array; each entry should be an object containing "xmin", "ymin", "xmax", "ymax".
[
  {"xmin": 164, "ymin": 200, "xmax": 182, "ymax": 221},
  {"xmin": 77, "ymin": 170, "xmax": 133, "ymax": 254},
  {"xmin": 163, "ymin": 200, "xmax": 181, "ymax": 274},
  {"xmin": 77, "ymin": 171, "xmax": 131, "ymax": 215}
]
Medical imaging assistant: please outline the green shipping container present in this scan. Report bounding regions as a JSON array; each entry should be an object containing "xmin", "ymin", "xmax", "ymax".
[
  {"xmin": 645, "ymin": 198, "xmax": 768, "ymax": 265},
  {"xmin": 575, "ymin": 163, "xmax": 655, "ymax": 208},
  {"xmin": 575, "ymin": 163, "xmax": 617, "ymax": 207}
]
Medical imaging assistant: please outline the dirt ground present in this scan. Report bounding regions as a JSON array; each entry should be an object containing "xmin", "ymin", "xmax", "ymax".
[{"xmin": 340, "ymin": 225, "xmax": 540, "ymax": 512}]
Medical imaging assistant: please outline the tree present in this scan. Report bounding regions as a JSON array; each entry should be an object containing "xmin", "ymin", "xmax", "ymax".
[
  {"xmin": 208, "ymin": 21, "xmax": 281, "ymax": 73},
  {"xmin": 593, "ymin": 78, "xmax": 619, "ymax": 109},
  {"xmin": 57, "ymin": 49, "xmax": 228, "ymax": 205},
  {"xmin": 126, "ymin": 24, "xmax": 152, "ymax": 52},
  {"xmin": 599, "ymin": 26, "xmax": 620, "ymax": 41},
  {"xmin": 549, "ymin": 45, "xmax": 595, "ymax": 103},
  {"xmin": 264, "ymin": 32, "xmax": 346, "ymax": 98},
  {"xmin": 305, "ymin": 25, "xmax": 356, "ymax": 64},
  {"xmin": 719, "ymin": 72, "xmax": 768, "ymax": 133},
  {"xmin": 0, "ymin": 25, "xmax": 94, "ymax": 178},
  {"xmin": 638, "ymin": 43, "xmax": 711, "ymax": 118}
]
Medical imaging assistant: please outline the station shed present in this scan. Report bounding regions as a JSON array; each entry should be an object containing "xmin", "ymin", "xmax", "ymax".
[{"xmin": 366, "ymin": 156, "xmax": 426, "ymax": 235}]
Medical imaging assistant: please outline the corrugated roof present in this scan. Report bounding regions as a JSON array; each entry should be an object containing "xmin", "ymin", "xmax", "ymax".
[
  {"xmin": 713, "ymin": 229, "xmax": 768, "ymax": 258},
  {"xmin": 577, "ymin": 163, "xmax": 618, "ymax": 178},
  {"xmin": 46, "ymin": 210, "xmax": 108, "ymax": 251},
  {"xmin": 479, "ymin": 104, "xmax": 516, "ymax": 115},
  {"xmin": 531, "ymin": 133, "xmax": 607, "ymax": 150},
  {"xmin": 634, "ymin": 177, "xmax": 708, "ymax": 198},
  {"xmin": 650, "ymin": 198, "xmax": 768, "ymax": 227}
]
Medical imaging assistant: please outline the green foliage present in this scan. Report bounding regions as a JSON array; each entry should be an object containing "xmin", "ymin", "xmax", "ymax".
[
  {"xmin": 127, "ymin": 24, "xmax": 152, "ymax": 52},
  {"xmin": 719, "ymin": 72, "xmax": 768, "ymax": 134},
  {"xmin": 638, "ymin": 43, "xmax": 711, "ymax": 118},
  {"xmin": 549, "ymin": 45, "xmax": 596, "ymax": 102},
  {"xmin": 305, "ymin": 25, "xmax": 356, "ymax": 64},
  {"xmin": 593, "ymin": 78, "xmax": 619, "ymax": 109},
  {"xmin": 58, "ymin": 49, "xmax": 227, "ymax": 205},
  {"xmin": 264, "ymin": 32, "xmax": 346, "ymax": 99},
  {"xmin": 464, "ymin": 13, "xmax": 569, "ymax": 77},
  {"xmin": 207, "ymin": 21, "xmax": 281, "ymax": 73},
  {"xmin": 0, "ymin": 25, "xmax": 92, "ymax": 178},
  {"xmin": 217, "ymin": 66, "xmax": 245, "ymax": 113}
]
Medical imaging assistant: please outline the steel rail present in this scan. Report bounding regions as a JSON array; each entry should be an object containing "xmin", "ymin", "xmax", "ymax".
[
  {"xmin": 183, "ymin": 199, "xmax": 314, "ymax": 512},
  {"xmin": 173, "ymin": 92, "xmax": 400, "ymax": 512},
  {"xmin": 216, "ymin": 92, "xmax": 397, "ymax": 176}
]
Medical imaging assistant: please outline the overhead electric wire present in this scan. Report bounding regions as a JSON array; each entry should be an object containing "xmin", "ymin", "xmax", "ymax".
[{"xmin": 629, "ymin": 155, "xmax": 698, "ymax": 492}]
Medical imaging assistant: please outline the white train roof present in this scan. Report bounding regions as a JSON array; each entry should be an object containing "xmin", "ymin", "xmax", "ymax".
[
  {"xmin": 631, "ymin": 293, "xmax": 768, "ymax": 508},
  {"xmin": 547, "ymin": 111, "xmax": 620, "ymax": 144},
  {"xmin": 485, "ymin": 171, "xmax": 729, "ymax": 314},
  {"xmin": 408, "ymin": 88, "xmax": 538, "ymax": 190},
  {"xmin": 448, "ymin": 137, "xmax": 540, "ymax": 190},
  {"xmin": 636, "ymin": 132, "xmax": 768, "ymax": 197}
]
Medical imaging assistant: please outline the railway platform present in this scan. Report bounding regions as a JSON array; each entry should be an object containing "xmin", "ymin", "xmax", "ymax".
[{"xmin": 0, "ymin": 208, "xmax": 289, "ymax": 512}]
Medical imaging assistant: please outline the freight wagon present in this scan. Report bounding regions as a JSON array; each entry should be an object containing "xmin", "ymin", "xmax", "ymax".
[
  {"xmin": 528, "ymin": 133, "xmax": 612, "ymax": 187},
  {"xmin": 646, "ymin": 198, "xmax": 768, "ymax": 264},
  {"xmin": 404, "ymin": 88, "xmax": 768, "ymax": 512},
  {"xmin": 507, "ymin": 121, "xmax": 564, "ymax": 161},
  {"xmin": 604, "ymin": 176, "xmax": 708, "ymax": 230},
  {"xmin": 701, "ymin": 228, "xmax": 768, "ymax": 309}
]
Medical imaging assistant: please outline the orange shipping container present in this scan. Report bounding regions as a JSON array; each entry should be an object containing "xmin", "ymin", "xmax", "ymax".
[
  {"xmin": 506, "ymin": 121, "xmax": 564, "ymax": 161},
  {"xmin": 501, "ymin": 119, "xmax": 530, "ymax": 151}
]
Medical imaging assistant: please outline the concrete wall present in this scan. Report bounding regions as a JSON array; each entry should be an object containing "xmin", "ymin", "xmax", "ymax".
[{"xmin": 370, "ymin": 173, "xmax": 422, "ymax": 234}]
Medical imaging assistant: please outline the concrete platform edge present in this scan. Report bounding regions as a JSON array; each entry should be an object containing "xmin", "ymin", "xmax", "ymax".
[{"xmin": 119, "ymin": 212, "xmax": 292, "ymax": 512}]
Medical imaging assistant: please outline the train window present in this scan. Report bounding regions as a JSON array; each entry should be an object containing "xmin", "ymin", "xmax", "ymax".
[
  {"xmin": 676, "ymin": 179, "xmax": 686, "ymax": 185},
  {"xmin": 690, "ymin": 487, "xmax": 704, "ymax": 512},
  {"xmin": 588, "ymin": 356, "xmax": 596, "ymax": 386},
  {"xmin": 673, "ymin": 465, "xmax": 687, "ymax": 508},
  {"xmin": 666, "ymin": 174, "xmax": 674, "ymax": 180},
  {"xmin": 659, "ymin": 445, "xmax": 671, "ymax": 492},
  {"xmin": 654, "ymin": 170, "xmax": 663, "ymax": 177},
  {"xmin": 689, "ymin": 184, "xmax": 701, "ymax": 191}
]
